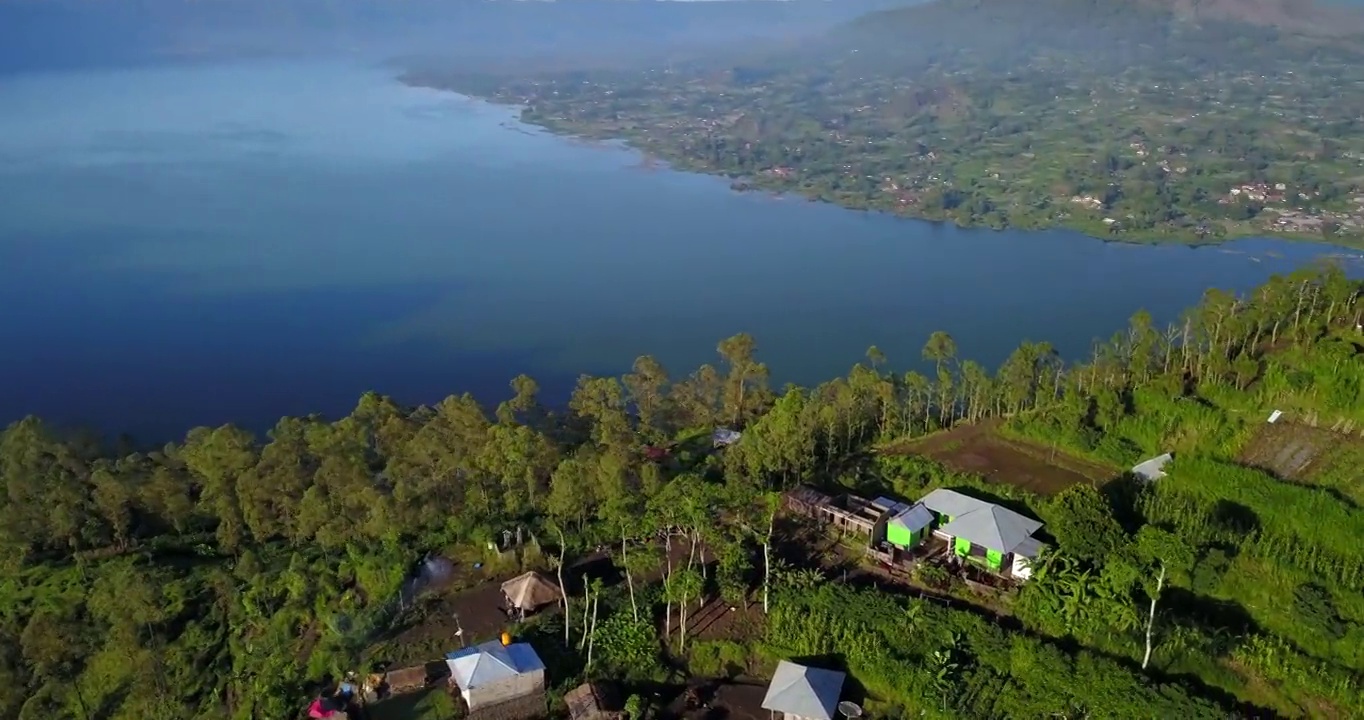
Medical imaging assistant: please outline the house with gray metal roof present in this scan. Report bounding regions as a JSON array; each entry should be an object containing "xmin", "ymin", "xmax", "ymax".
[
  {"xmin": 885, "ymin": 502, "xmax": 935, "ymax": 550},
  {"xmin": 917, "ymin": 488, "xmax": 1045, "ymax": 580},
  {"xmin": 761, "ymin": 661, "xmax": 845, "ymax": 720}
]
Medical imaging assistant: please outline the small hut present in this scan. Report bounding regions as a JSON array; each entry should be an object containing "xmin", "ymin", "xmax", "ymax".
[
  {"xmin": 501, "ymin": 571, "xmax": 562, "ymax": 619},
  {"xmin": 565, "ymin": 682, "xmax": 622, "ymax": 720},
  {"xmin": 384, "ymin": 665, "xmax": 429, "ymax": 695}
]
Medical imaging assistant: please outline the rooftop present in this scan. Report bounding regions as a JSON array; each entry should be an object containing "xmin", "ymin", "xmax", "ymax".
[
  {"xmin": 1131, "ymin": 453, "xmax": 1173, "ymax": 482},
  {"xmin": 761, "ymin": 661, "xmax": 845, "ymax": 720},
  {"xmin": 920, "ymin": 489, "xmax": 1043, "ymax": 555},
  {"xmin": 446, "ymin": 641, "xmax": 545, "ymax": 691}
]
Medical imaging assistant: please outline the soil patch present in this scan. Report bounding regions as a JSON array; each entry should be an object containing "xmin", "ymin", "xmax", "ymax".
[
  {"xmin": 891, "ymin": 422, "xmax": 1118, "ymax": 494},
  {"xmin": 662, "ymin": 680, "xmax": 769, "ymax": 720},
  {"xmin": 1238, "ymin": 421, "xmax": 1364, "ymax": 503},
  {"xmin": 375, "ymin": 578, "xmax": 520, "ymax": 667},
  {"xmin": 1239, "ymin": 422, "xmax": 1340, "ymax": 479},
  {"xmin": 664, "ymin": 596, "xmax": 763, "ymax": 644}
]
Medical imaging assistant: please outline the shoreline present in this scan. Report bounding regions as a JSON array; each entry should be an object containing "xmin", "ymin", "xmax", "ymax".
[{"xmin": 400, "ymin": 75, "xmax": 1364, "ymax": 253}]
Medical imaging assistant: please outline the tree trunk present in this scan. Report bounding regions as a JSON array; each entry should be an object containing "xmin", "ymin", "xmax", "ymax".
[
  {"xmin": 580, "ymin": 585, "xmax": 591, "ymax": 650},
  {"xmin": 1142, "ymin": 562, "xmax": 1166, "ymax": 670},
  {"xmin": 1293, "ymin": 280, "xmax": 1308, "ymax": 336},
  {"xmin": 586, "ymin": 587, "xmax": 600, "ymax": 670},
  {"xmin": 72, "ymin": 675, "xmax": 91, "ymax": 720},
  {"xmin": 678, "ymin": 586, "xmax": 689, "ymax": 653},
  {"xmin": 1180, "ymin": 319, "xmax": 1191, "ymax": 374},
  {"xmin": 763, "ymin": 508, "xmax": 776, "ymax": 614},
  {"xmin": 622, "ymin": 526, "xmax": 638, "ymax": 622},
  {"xmin": 556, "ymin": 528, "xmax": 571, "ymax": 644},
  {"xmin": 664, "ymin": 533, "xmax": 673, "ymax": 637},
  {"xmin": 734, "ymin": 373, "xmax": 746, "ymax": 427}
]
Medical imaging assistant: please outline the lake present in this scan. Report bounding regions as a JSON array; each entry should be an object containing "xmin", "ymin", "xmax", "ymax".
[{"xmin": 0, "ymin": 59, "xmax": 1358, "ymax": 441}]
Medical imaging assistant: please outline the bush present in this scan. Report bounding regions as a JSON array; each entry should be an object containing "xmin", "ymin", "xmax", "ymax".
[{"xmin": 687, "ymin": 640, "xmax": 750, "ymax": 678}]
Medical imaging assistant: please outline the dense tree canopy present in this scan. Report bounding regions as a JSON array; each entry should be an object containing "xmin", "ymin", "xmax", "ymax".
[{"xmin": 1, "ymin": 266, "xmax": 1362, "ymax": 718}]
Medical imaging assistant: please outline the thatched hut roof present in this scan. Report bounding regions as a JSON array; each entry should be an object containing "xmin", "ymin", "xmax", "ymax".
[{"xmin": 501, "ymin": 572, "xmax": 562, "ymax": 611}]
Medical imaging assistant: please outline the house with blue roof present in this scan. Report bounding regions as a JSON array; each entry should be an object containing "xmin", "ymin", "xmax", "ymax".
[{"xmin": 445, "ymin": 638, "xmax": 547, "ymax": 713}]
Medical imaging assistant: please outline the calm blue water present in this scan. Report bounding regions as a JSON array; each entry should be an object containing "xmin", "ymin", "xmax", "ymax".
[{"xmin": 0, "ymin": 60, "xmax": 1358, "ymax": 441}]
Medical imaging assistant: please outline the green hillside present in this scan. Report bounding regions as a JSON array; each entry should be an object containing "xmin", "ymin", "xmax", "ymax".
[{"xmin": 406, "ymin": 0, "xmax": 1364, "ymax": 245}]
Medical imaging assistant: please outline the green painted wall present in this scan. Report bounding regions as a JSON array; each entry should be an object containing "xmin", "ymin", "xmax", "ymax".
[
  {"xmin": 886, "ymin": 523, "xmax": 914, "ymax": 548},
  {"xmin": 986, "ymin": 549, "xmax": 1004, "ymax": 570},
  {"xmin": 953, "ymin": 536, "xmax": 971, "ymax": 556}
]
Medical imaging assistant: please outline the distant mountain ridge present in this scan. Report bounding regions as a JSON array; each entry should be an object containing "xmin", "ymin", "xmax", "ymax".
[
  {"xmin": 1138, "ymin": 0, "xmax": 1364, "ymax": 34},
  {"xmin": 780, "ymin": 0, "xmax": 1364, "ymax": 79}
]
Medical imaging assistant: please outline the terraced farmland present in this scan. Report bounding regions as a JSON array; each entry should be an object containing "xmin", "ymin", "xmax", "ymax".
[{"xmin": 1239, "ymin": 421, "xmax": 1364, "ymax": 504}]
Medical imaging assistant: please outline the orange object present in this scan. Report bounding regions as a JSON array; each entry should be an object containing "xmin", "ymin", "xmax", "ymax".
[{"xmin": 500, "ymin": 631, "xmax": 512, "ymax": 646}]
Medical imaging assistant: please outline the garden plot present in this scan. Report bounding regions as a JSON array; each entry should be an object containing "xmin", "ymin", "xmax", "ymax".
[
  {"xmin": 890, "ymin": 422, "xmax": 1118, "ymax": 495},
  {"xmin": 1239, "ymin": 421, "xmax": 1364, "ymax": 503}
]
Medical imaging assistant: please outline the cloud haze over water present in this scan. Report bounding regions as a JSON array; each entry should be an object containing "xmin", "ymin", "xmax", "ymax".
[{"xmin": 0, "ymin": 0, "xmax": 914, "ymax": 73}]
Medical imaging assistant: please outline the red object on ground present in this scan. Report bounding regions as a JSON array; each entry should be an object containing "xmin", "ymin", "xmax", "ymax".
[{"xmin": 308, "ymin": 699, "xmax": 335, "ymax": 718}]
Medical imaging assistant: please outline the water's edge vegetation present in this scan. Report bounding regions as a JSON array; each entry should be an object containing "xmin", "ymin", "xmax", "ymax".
[
  {"xmin": 401, "ymin": 0, "xmax": 1364, "ymax": 249},
  {"xmin": 3, "ymin": 264, "xmax": 1362, "ymax": 719}
]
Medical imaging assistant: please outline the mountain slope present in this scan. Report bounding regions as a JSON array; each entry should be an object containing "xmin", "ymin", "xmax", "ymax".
[
  {"xmin": 786, "ymin": 0, "xmax": 1363, "ymax": 77},
  {"xmin": 416, "ymin": 0, "xmax": 1364, "ymax": 245},
  {"xmin": 1139, "ymin": 0, "xmax": 1364, "ymax": 34}
]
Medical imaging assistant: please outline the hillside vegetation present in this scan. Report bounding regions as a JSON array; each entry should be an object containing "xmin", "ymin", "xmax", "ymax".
[
  {"xmin": 1, "ymin": 264, "xmax": 1361, "ymax": 718},
  {"xmin": 406, "ymin": 0, "xmax": 1364, "ymax": 245}
]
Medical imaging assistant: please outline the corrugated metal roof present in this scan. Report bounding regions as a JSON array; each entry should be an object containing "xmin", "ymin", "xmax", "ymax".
[
  {"xmin": 1131, "ymin": 453, "xmax": 1173, "ymax": 482},
  {"xmin": 918, "ymin": 488, "xmax": 990, "ymax": 517},
  {"xmin": 888, "ymin": 503, "xmax": 934, "ymax": 533},
  {"xmin": 446, "ymin": 641, "xmax": 544, "ymax": 691},
  {"xmin": 937, "ymin": 504, "xmax": 1042, "ymax": 555},
  {"xmin": 872, "ymin": 496, "xmax": 908, "ymax": 513},
  {"xmin": 1012, "ymin": 536, "xmax": 1044, "ymax": 559},
  {"xmin": 761, "ymin": 661, "xmax": 845, "ymax": 720}
]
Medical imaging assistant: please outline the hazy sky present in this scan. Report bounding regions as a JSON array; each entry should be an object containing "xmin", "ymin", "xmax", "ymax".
[{"xmin": 0, "ymin": 0, "xmax": 917, "ymax": 74}]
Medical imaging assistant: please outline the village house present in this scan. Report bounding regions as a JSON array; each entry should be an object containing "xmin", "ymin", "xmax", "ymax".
[
  {"xmin": 784, "ymin": 485, "xmax": 834, "ymax": 518},
  {"xmin": 915, "ymin": 489, "xmax": 1045, "ymax": 580},
  {"xmin": 1228, "ymin": 182, "xmax": 1285, "ymax": 204},
  {"xmin": 761, "ymin": 661, "xmax": 846, "ymax": 720},
  {"xmin": 806, "ymin": 493, "xmax": 903, "ymax": 545},
  {"xmin": 785, "ymin": 485, "xmax": 1045, "ymax": 580},
  {"xmin": 446, "ymin": 638, "xmax": 547, "ymax": 716}
]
